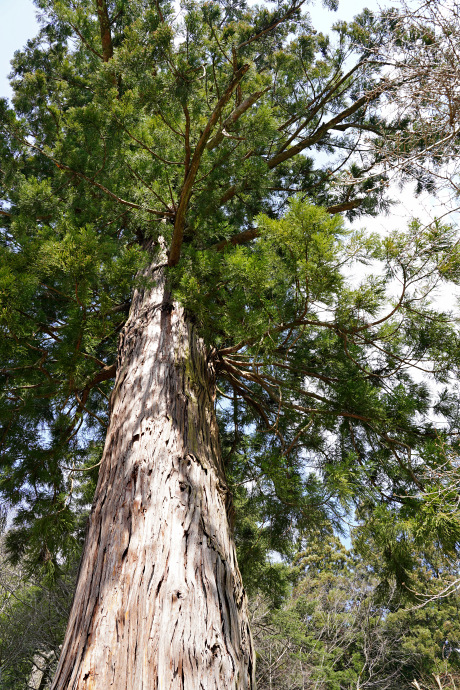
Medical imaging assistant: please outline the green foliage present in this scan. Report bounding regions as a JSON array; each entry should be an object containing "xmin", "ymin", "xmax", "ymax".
[
  {"xmin": 207, "ymin": 200, "xmax": 460, "ymax": 590},
  {"xmin": 0, "ymin": 0, "xmax": 459, "ymax": 601},
  {"xmin": 174, "ymin": 200, "xmax": 349, "ymax": 345},
  {"xmin": 0, "ymin": 542, "xmax": 78, "ymax": 688},
  {"xmin": 233, "ymin": 483, "xmax": 293, "ymax": 608},
  {"xmin": 1, "ymin": 0, "xmax": 460, "ymax": 683},
  {"xmin": 252, "ymin": 528, "xmax": 460, "ymax": 690}
]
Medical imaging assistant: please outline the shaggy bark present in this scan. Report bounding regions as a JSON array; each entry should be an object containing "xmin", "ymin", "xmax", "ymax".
[{"xmin": 51, "ymin": 267, "xmax": 255, "ymax": 689}]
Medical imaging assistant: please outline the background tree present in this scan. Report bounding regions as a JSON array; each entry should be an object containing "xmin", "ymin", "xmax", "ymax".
[
  {"xmin": 0, "ymin": 539, "xmax": 77, "ymax": 689},
  {"xmin": 2, "ymin": 0, "xmax": 460, "ymax": 686},
  {"xmin": 252, "ymin": 527, "xmax": 460, "ymax": 690}
]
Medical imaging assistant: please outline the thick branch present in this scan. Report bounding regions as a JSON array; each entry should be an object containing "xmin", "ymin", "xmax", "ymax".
[
  {"xmin": 96, "ymin": 0, "xmax": 113, "ymax": 62},
  {"xmin": 216, "ymin": 93, "xmax": 379, "ymax": 208},
  {"xmin": 168, "ymin": 63, "xmax": 250, "ymax": 267},
  {"xmin": 73, "ymin": 362, "xmax": 117, "ymax": 425},
  {"xmin": 82, "ymin": 362, "xmax": 117, "ymax": 394},
  {"xmin": 326, "ymin": 199, "xmax": 363, "ymax": 214},
  {"xmin": 276, "ymin": 60, "xmax": 367, "ymax": 155},
  {"xmin": 267, "ymin": 94, "xmax": 370, "ymax": 169},
  {"xmin": 213, "ymin": 227, "xmax": 260, "ymax": 251},
  {"xmin": 58, "ymin": 362, "xmax": 117, "ymax": 442}
]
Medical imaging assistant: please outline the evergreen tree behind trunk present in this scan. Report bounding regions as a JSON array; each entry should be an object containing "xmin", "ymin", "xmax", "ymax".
[{"xmin": 52, "ymin": 266, "xmax": 254, "ymax": 689}]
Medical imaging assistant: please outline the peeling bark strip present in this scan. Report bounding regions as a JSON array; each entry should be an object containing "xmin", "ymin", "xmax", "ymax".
[{"xmin": 51, "ymin": 267, "xmax": 255, "ymax": 689}]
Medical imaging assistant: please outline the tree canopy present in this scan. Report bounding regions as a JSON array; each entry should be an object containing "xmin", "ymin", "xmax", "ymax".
[
  {"xmin": 2, "ymin": 0, "xmax": 460, "ymax": 687},
  {"xmin": 1, "ymin": 0, "xmax": 460, "ymax": 605}
]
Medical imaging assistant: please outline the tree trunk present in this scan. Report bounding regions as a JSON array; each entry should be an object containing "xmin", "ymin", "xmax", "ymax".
[{"xmin": 51, "ymin": 267, "xmax": 255, "ymax": 689}]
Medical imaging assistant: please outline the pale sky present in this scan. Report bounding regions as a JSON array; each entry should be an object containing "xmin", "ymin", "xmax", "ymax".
[{"xmin": 0, "ymin": 0, "xmax": 38, "ymax": 99}]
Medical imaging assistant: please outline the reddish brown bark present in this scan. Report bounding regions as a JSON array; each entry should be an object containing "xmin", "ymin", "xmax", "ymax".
[
  {"xmin": 168, "ymin": 64, "xmax": 249, "ymax": 267},
  {"xmin": 213, "ymin": 228, "xmax": 260, "ymax": 252},
  {"xmin": 96, "ymin": 0, "xmax": 113, "ymax": 63},
  {"xmin": 51, "ymin": 267, "xmax": 255, "ymax": 689}
]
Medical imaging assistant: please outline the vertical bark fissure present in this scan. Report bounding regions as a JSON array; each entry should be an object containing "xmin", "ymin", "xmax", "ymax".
[{"xmin": 52, "ymin": 266, "xmax": 255, "ymax": 689}]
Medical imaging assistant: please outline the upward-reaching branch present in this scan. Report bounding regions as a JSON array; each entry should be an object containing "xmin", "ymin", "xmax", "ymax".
[
  {"xmin": 267, "ymin": 93, "xmax": 371, "ymax": 169},
  {"xmin": 168, "ymin": 63, "xmax": 250, "ymax": 266},
  {"xmin": 96, "ymin": 0, "xmax": 113, "ymax": 62},
  {"xmin": 206, "ymin": 87, "xmax": 271, "ymax": 151},
  {"xmin": 213, "ymin": 90, "xmax": 382, "ymax": 210}
]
